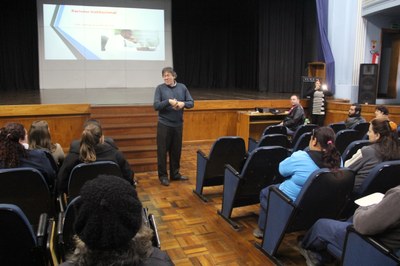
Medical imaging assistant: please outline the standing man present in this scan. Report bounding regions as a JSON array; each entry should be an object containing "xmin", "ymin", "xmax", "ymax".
[
  {"xmin": 279, "ymin": 94, "xmax": 305, "ymax": 135},
  {"xmin": 153, "ymin": 67, "xmax": 194, "ymax": 186},
  {"xmin": 344, "ymin": 103, "xmax": 366, "ymax": 128}
]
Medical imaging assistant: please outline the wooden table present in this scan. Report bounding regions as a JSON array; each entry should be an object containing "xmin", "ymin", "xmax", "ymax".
[{"xmin": 236, "ymin": 111, "xmax": 288, "ymax": 148}]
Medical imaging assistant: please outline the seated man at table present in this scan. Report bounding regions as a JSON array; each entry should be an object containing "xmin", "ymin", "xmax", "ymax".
[{"xmin": 279, "ymin": 94, "xmax": 305, "ymax": 134}]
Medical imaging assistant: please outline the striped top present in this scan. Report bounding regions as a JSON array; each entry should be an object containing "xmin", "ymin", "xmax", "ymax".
[{"xmin": 312, "ymin": 90, "xmax": 325, "ymax": 115}]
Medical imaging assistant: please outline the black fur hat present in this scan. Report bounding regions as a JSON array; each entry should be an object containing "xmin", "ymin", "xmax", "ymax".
[{"xmin": 74, "ymin": 175, "xmax": 142, "ymax": 250}]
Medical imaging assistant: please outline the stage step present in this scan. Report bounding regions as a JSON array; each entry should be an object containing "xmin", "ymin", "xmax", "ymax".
[
  {"xmin": 91, "ymin": 113, "xmax": 157, "ymax": 124},
  {"xmin": 90, "ymin": 105, "xmax": 158, "ymax": 173}
]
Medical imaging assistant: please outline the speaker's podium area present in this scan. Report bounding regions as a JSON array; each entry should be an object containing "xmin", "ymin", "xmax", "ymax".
[{"xmin": 301, "ymin": 62, "xmax": 326, "ymax": 99}]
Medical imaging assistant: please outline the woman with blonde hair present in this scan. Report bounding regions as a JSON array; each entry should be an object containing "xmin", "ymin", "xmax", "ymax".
[
  {"xmin": 28, "ymin": 120, "xmax": 64, "ymax": 166},
  {"xmin": 57, "ymin": 123, "xmax": 134, "ymax": 195}
]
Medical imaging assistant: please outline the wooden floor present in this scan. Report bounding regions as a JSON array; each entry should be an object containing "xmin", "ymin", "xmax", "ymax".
[{"xmin": 135, "ymin": 142, "xmax": 308, "ymax": 266}]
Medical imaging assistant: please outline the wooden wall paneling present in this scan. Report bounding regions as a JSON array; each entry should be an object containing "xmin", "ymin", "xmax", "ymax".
[
  {"xmin": 0, "ymin": 104, "xmax": 91, "ymax": 152},
  {"xmin": 325, "ymin": 100, "xmax": 400, "ymax": 126}
]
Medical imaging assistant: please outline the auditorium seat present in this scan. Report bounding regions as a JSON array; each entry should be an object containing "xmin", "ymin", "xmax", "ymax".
[
  {"xmin": 193, "ymin": 136, "xmax": 246, "ymax": 202},
  {"xmin": 335, "ymin": 129, "xmax": 361, "ymax": 155},
  {"xmin": 341, "ymin": 139, "xmax": 370, "ymax": 162},
  {"xmin": 341, "ymin": 160, "xmax": 400, "ymax": 218},
  {"xmin": 290, "ymin": 124, "xmax": 318, "ymax": 148},
  {"xmin": 0, "ymin": 204, "xmax": 48, "ymax": 266},
  {"xmin": 66, "ymin": 161, "xmax": 123, "ymax": 204},
  {"xmin": 340, "ymin": 226, "xmax": 400, "ymax": 266},
  {"xmin": 0, "ymin": 167, "xmax": 54, "ymax": 229},
  {"xmin": 248, "ymin": 125, "xmax": 287, "ymax": 148},
  {"xmin": 350, "ymin": 121, "xmax": 370, "ymax": 140},
  {"xmin": 329, "ymin": 122, "xmax": 346, "ymax": 134},
  {"xmin": 248, "ymin": 133, "xmax": 290, "ymax": 153},
  {"xmin": 217, "ymin": 146, "xmax": 289, "ymax": 229},
  {"xmin": 258, "ymin": 168, "xmax": 355, "ymax": 258},
  {"xmin": 291, "ymin": 132, "xmax": 312, "ymax": 152}
]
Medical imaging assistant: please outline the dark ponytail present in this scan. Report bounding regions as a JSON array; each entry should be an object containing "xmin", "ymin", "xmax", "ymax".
[{"xmin": 312, "ymin": 127, "xmax": 341, "ymax": 170}]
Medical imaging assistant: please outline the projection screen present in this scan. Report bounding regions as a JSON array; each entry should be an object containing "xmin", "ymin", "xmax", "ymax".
[{"xmin": 37, "ymin": 0, "xmax": 173, "ymax": 89}]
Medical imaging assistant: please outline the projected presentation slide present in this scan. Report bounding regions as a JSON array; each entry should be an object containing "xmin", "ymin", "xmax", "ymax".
[{"xmin": 43, "ymin": 4, "xmax": 165, "ymax": 60}]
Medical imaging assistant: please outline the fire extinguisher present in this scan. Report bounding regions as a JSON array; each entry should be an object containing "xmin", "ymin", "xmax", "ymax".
[{"xmin": 372, "ymin": 52, "xmax": 380, "ymax": 64}]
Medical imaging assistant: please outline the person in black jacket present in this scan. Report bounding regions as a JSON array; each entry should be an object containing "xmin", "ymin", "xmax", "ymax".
[
  {"xmin": 60, "ymin": 175, "xmax": 174, "ymax": 266},
  {"xmin": 57, "ymin": 122, "xmax": 134, "ymax": 194},
  {"xmin": 279, "ymin": 94, "xmax": 305, "ymax": 134}
]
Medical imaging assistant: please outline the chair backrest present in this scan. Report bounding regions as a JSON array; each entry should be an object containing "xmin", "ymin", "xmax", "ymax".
[
  {"xmin": 262, "ymin": 125, "xmax": 287, "ymax": 136},
  {"xmin": 257, "ymin": 134, "xmax": 290, "ymax": 149},
  {"xmin": 59, "ymin": 196, "xmax": 80, "ymax": 260},
  {"xmin": 329, "ymin": 123, "xmax": 346, "ymax": 134},
  {"xmin": 0, "ymin": 204, "xmax": 42, "ymax": 265},
  {"xmin": 205, "ymin": 137, "xmax": 246, "ymax": 179},
  {"xmin": 341, "ymin": 139, "xmax": 371, "ymax": 161},
  {"xmin": 291, "ymin": 124, "xmax": 318, "ymax": 148},
  {"xmin": 291, "ymin": 132, "xmax": 312, "ymax": 152},
  {"xmin": 342, "ymin": 226, "xmax": 400, "ymax": 266},
  {"xmin": 350, "ymin": 122, "xmax": 370, "ymax": 139},
  {"xmin": 235, "ymin": 146, "xmax": 289, "ymax": 204},
  {"xmin": 67, "ymin": 161, "xmax": 123, "ymax": 203},
  {"xmin": 355, "ymin": 160, "xmax": 400, "ymax": 197},
  {"xmin": 0, "ymin": 167, "xmax": 53, "ymax": 227},
  {"xmin": 289, "ymin": 168, "xmax": 355, "ymax": 231},
  {"xmin": 335, "ymin": 129, "xmax": 361, "ymax": 155}
]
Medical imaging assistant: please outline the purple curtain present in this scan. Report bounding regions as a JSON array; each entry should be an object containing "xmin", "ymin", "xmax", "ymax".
[{"xmin": 316, "ymin": 0, "xmax": 335, "ymax": 93}]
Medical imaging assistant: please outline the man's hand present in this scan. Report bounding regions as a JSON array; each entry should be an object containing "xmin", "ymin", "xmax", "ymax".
[
  {"xmin": 169, "ymin": 98, "xmax": 178, "ymax": 108},
  {"xmin": 175, "ymin": 101, "xmax": 185, "ymax": 110}
]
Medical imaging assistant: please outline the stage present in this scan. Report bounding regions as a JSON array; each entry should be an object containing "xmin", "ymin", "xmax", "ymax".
[{"xmin": 0, "ymin": 87, "xmax": 292, "ymax": 105}]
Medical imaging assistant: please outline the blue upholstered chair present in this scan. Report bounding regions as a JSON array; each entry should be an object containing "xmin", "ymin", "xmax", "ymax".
[
  {"xmin": 340, "ymin": 160, "xmax": 400, "ymax": 219},
  {"xmin": 335, "ymin": 129, "xmax": 361, "ymax": 155},
  {"xmin": 290, "ymin": 124, "xmax": 318, "ymax": 148},
  {"xmin": 0, "ymin": 167, "xmax": 54, "ymax": 229},
  {"xmin": 259, "ymin": 168, "xmax": 355, "ymax": 258},
  {"xmin": 248, "ymin": 133, "xmax": 290, "ymax": 153},
  {"xmin": 57, "ymin": 196, "xmax": 80, "ymax": 261},
  {"xmin": 341, "ymin": 226, "xmax": 400, "ymax": 266},
  {"xmin": 341, "ymin": 139, "xmax": 370, "ymax": 162},
  {"xmin": 0, "ymin": 204, "xmax": 48, "ymax": 265},
  {"xmin": 291, "ymin": 132, "xmax": 312, "ymax": 152},
  {"xmin": 350, "ymin": 121, "xmax": 370, "ymax": 140},
  {"xmin": 248, "ymin": 125, "xmax": 287, "ymax": 149},
  {"xmin": 355, "ymin": 160, "xmax": 400, "ymax": 198},
  {"xmin": 218, "ymin": 146, "xmax": 289, "ymax": 229},
  {"xmin": 329, "ymin": 122, "xmax": 346, "ymax": 134},
  {"xmin": 194, "ymin": 136, "xmax": 246, "ymax": 202},
  {"xmin": 67, "ymin": 161, "xmax": 123, "ymax": 204}
]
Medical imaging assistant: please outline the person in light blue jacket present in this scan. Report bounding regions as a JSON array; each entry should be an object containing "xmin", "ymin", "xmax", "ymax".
[{"xmin": 253, "ymin": 127, "xmax": 341, "ymax": 238}]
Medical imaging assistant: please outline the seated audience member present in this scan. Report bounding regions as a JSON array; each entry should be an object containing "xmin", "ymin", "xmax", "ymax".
[
  {"xmin": 279, "ymin": 94, "xmax": 305, "ymax": 134},
  {"xmin": 344, "ymin": 103, "xmax": 366, "ymax": 128},
  {"xmin": 299, "ymin": 184, "xmax": 400, "ymax": 265},
  {"xmin": 28, "ymin": 120, "xmax": 65, "ymax": 166},
  {"xmin": 375, "ymin": 105, "xmax": 398, "ymax": 129},
  {"xmin": 0, "ymin": 122, "xmax": 56, "ymax": 189},
  {"xmin": 69, "ymin": 119, "xmax": 117, "ymax": 152},
  {"xmin": 60, "ymin": 175, "xmax": 174, "ymax": 266},
  {"xmin": 253, "ymin": 127, "xmax": 341, "ymax": 238},
  {"xmin": 57, "ymin": 123, "xmax": 134, "ymax": 194},
  {"xmin": 344, "ymin": 118, "xmax": 400, "ymax": 191}
]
